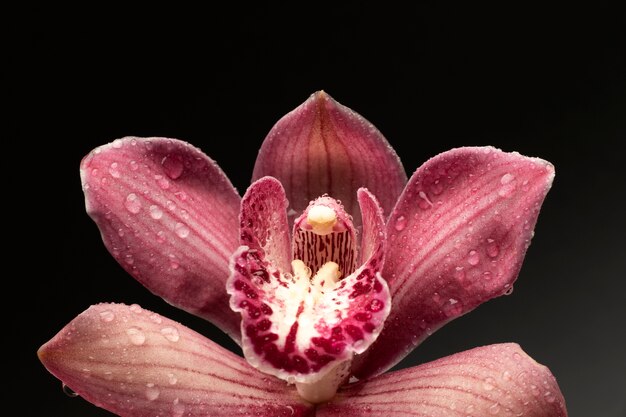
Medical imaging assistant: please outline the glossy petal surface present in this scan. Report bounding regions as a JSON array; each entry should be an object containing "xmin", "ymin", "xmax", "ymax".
[
  {"xmin": 354, "ymin": 147, "xmax": 555, "ymax": 378},
  {"xmin": 81, "ymin": 137, "xmax": 242, "ymax": 341},
  {"xmin": 320, "ymin": 344, "xmax": 567, "ymax": 417},
  {"xmin": 39, "ymin": 303, "xmax": 314, "ymax": 417}
]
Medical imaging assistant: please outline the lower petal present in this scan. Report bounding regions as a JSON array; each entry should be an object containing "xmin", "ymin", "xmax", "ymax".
[
  {"xmin": 38, "ymin": 303, "xmax": 314, "ymax": 417},
  {"xmin": 318, "ymin": 343, "xmax": 567, "ymax": 417}
]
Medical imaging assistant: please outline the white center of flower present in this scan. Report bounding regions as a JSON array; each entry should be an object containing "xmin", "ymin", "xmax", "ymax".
[{"xmin": 306, "ymin": 205, "xmax": 337, "ymax": 235}]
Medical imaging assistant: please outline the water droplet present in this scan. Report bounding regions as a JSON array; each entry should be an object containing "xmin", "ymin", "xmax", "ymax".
[
  {"xmin": 432, "ymin": 180, "xmax": 443, "ymax": 195},
  {"xmin": 530, "ymin": 384, "xmax": 540, "ymax": 396},
  {"xmin": 162, "ymin": 155, "xmax": 184, "ymax": 179},
  {"xmin": 124, "ymin": 254, "xmax": 134, "ymax": 265},
  {"xmin": 129, "ymin": 304, "xmax": 143, "ymax": 314},
  {"xmin": 160, "ymin": 326, "xmax": 180, "ymax": 342},
  {"xmin": 502, "ymin": 370, "xmax": 512, "ymax": 381},
  {"xmin": 149, "ymin": 313, "xmax": 163, "ymax": 324},
  {"xmin": 169, "ymin": 257, "xmax": 180, "ymax": 269},
  {"xmin": 467, "ymin": 250, "xmax": 480, "ymax": 266},
  {"xmin": 99, "ymin": 310, "xmax": 115, "ymax": 322},
  {"xmin": 91, "ymin": 168, "xmax": 99, "ymax": 176},
  {"xmin": 166, "ymin": 200, "xmax": 176, "ymax": 211},
  {"xmin": 500, "ymin": 173, "xmax": 515, "ymax": 184},
  {"xmin": 418, "ymin": 191, "xmax": 433, "ymax": 209},
  {"xmin": 145, "ymin": 383, "xmax": 160, "ymax": 401},
  {"xmin": 486, "ymin": 239, "xmax": 499, "ymax": 258},
  {"xmin": 498, "ymin": 173, "xmax": 516, "ymax": 198},
  {"xmin": 126, "ymin": 327, "xmax": 146, "ymax": 346},
  {"xmin": 488, "ymin": 403, "xmax": 500, "ymax": 415},
  {"xmin": 149, "ymin": 205, "xmax": 164, "ymax": 220},
  {"xmin": 124, "ymin": 193, "xmax": 142, "ymax": 214},
  {"xmin": 109, "ymin": 162, "xmax": 121, "ymax": 178},
  {"xmin": 454, "ymin": 266, "xmax": 466, "ymax": 280},
  {"xmin": 129, "ymin": 160, "xmax": 139, "ymax": 171},
  {"xmin": 155, "ymin": 174, "xmax": 171, "ymax": 190},
  {"xmin": 483, "ymin": 271, "xmax": 492, "ymax": 280},
  {"xmin": 171, "ymin": 398, "xmax": 185, "ymax": 417},
  {"xmin": 443, "ymin": 298, "xmax": 463, "ymax": 317},
  {"xmin": 175, "ymin": 223, "xmax": 190, "ymax": 238},
  {"xmin": 62, "ymin": 383, "xmax": 79, "ymax": 397},
  {"xmin": 503, "ymin": 285, "xmax": 514, "ymax": 295},
  {"xmin": 513, "ymin": 352, "xmax": 522, "ymax": 362},
  {"xmin": 112, "ymin": 139, "xmax": 123, "ymax": 149},
  {"xmin": 544, "ymin": 391, "xmax": 556, "ymax": 403},
  {"xmin": 174, "ymin": 191, "xmax": 188, "ymax": 201},
  {"xmin": 465, "ymin": 404, "xmax": 475, "ymax": 413},
  {"xmin": 394, "ymin": 215, "xmax": 407, "ymax": 231},
  {"xmin": 103, "ymin": 371, "xmax": 113, "ymax": 380},
  {"xmin": 483, "ymin": 377, "xmax": 495, "ymax": 391},
  {"xmin": 167, "ymin": 373, "xmax": 178, "ymax": 385}
]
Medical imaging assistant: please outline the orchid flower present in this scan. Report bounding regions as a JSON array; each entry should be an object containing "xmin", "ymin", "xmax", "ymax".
[{"xmin": 38, "ymin": 91, "xmax": 567, "ymax": 417}]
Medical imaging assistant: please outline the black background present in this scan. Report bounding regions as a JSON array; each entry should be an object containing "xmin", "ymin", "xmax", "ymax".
[{"xmin": 13, "ymin": 4, "xmax": 625, "ymax": 417}]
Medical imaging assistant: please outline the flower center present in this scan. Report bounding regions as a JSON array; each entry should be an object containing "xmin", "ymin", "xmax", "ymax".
[{"xmin": 227, "ymin": 191, "xmax": 391, "ymax": 403}]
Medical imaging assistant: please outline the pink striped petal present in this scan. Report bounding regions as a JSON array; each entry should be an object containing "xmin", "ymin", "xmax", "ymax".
[
  {"xmin": 319, "ymin": 343, "xmax": 567, "ymax": 417},
  {"xmin": 81, "ymin": 137, "xmax": 242, "ymax": 341},
  {"xmin": 38, "ymin": 303, "xmax": 314, "ymax": 417},
  {"xmin": 353, "ymin": 147, "xmax": 555, "ymax": 378},
  {"xmin": 252, "ymin": 91, "xmax": 407, "ymax": 226}
]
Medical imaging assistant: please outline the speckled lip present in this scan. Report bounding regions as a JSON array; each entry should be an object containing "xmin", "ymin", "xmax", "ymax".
[{"xmin": 227, "ymin": 178, "xmax": 390, "ymax": 392}]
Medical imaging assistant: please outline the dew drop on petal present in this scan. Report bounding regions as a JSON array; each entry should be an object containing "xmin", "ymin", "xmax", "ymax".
[
  {"xmin": 162, "ymin": 155, "xmax": 184, "ymax": 179},
  {"xmin": 149, "ymin": 313, "xmax": 163, "ymax": 324},
  {"xmin": 129, "ymin": 304, "xmax": 143, "ymax": 314},
  {"xmin": 126, "ymin": 327, "xmax": 146, "ymax": 346},
  {"xmin": 500, "ymin": 173, "xmax": 514, "ymax": 184},
  {"xmin": 62, "ymin": 383, "xmax": 79, "ymax": 397},
  {"xmin": 166, "ymin": 200, "xmax": 176, "ymax": 211},
  {"xmin": 124, "ymin": 193, "xmax": 142, "ymax": 214},
  {"xmin": 544, "ymin": 391, "xmax": 556, "ymax": 403},
  {"xmin": 149, "ymin": 205, "xmax": 164, "ymax": 220},
  {"xmin": 483, "ymin": 377, "xmax": 495, "ymax": 391},
  {"xmin": 513, "ymin": 352, "xmax": 522, "ymax": 362},
  {"xmin": 467, "ymin": 250, "xmax": 480, "ymax": 266},
  {"xmin": 129, "ymin": 160, "xmax": 139, "ymax": 171},
  {"xmin": 502, "ymin": 370, "xmax": 512, "ymax": 381},
  {"xmin": 112, "ymin": 139, "xmax": 123, "ymax": 149},
  {"xmin": 109, "ymin": 162, "xmax": 121, "ymax": 178},
  {"xmin": 175, "ymin": 222, "xmax": 190, "ymax": 238},
  {"xmin": 160, "ymin": 326, "xmax": 180, "ymax": 342},
  {"xmin": 171, "ymin": 398, "xmax": 185, "ymax": 417},
  {"xmin": 99, "ymin": 310, "xmax": 115, "ymax": 322},
  {"xmin": 488, "ymin": 403, "xmax": 500, "ymax": 415},
  {"xmin": 418, "ymin": 191, "xmax": 433, "ymax": 209},
  {"xmin": 486, "ymin": 239, "xmax": 499, "ymax": 258},
  {"xmin": 168, "ymin": 373, "xmax": 178, "ymax": 385},
  {"xmin": 394, "ymin": 215, "xmax": 407, "ymax": 231},
  {"xmin": 145, "ymin": 383, "xmax": 160, "ymax": 401}
]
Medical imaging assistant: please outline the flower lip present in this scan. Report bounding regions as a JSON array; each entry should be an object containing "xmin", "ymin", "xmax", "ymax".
[{"xmin": 227, "ymin": 180, "xmax": 391, "ymax": 390}]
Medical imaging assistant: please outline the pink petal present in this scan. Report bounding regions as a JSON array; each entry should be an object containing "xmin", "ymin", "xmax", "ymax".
[
  {"xmin": 318, "ymin": 343, "xmax": 567, "ymax": 417},
  {"xmin": 38, "ymin": 303, "xmax": 314, "ymax": 417},
  {"xmin": 353, "ymin": 147, "xmax": 555, "ymax": 379},
  {"xmin": 239, "ymin": 176, "xmax": 292, "ymax": 272},
  {"xmin": 252, "ymin": 91, "xmax": 407, "ymax": 226},
  {"xmin": 81, "ymin": 137, "xmax": 242, "ymax": 342},
  {"xmin": 227, "ymin": 191, "xmax": 390, "ymax": 384}
]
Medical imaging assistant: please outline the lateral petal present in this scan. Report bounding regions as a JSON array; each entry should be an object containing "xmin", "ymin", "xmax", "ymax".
[
  {"xmin": 81, "ymin": 137, "xmax": 242, "ymax": 341},
  {"xmin": 38, "ymin": 303, "xmax": 314, "ymax": 417},
  {"xmin": 319, "ymin": 343, "xmax": 567, "ymax": 417},
  {"xmin": 354, "ymin": 147, "xmax": 555, "ymax": 378}
]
